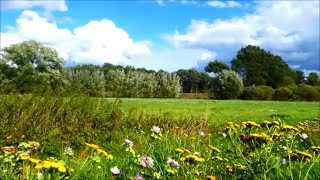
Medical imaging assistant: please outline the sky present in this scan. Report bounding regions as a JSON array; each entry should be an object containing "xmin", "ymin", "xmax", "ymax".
[{"xmin": 0, "ymin": 0, "xmax": 319, "ymax": 73}]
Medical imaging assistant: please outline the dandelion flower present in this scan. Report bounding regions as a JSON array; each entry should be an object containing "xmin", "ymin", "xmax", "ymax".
[
  {"xmin": 206, "ymin": 175, "xmax": 217, "ymax": 180},
  {"xmin": 58, "ymin": 166, "xmax": 67, "ymax": 173},
  {"xmin": 85, "ymin": 143, "xmax": 99, "ymax": 149},
  {"xmin": 310, "ymin": 146, "xmax": 320, "ymax": 153},
  {"xmin": 208, "ymin": 145, "xmax": 221, "ymax": 153},
  {"xmin": 110, "ymin": 166, "xmax": 120, "ymax": 175}
]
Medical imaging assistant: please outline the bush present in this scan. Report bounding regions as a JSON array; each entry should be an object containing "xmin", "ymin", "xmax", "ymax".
[
  {"xmin": 242, "ymin": 86, "xmax": 274, "ymax": 100},
  {"xmin": 274, "ymin": 87, "xmax": 293, "ymax": 101},
  {"xmin": 213, "ymin": 70, "xmax": 243, "ymax": 99},
  {"xmin": 297, "ymin": 84, "xmax": 320, "ymax": 101}
]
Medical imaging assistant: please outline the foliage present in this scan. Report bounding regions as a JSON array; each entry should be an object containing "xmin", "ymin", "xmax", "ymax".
[
  {"xmin": 231, "ymin": 45, "xmax": 293, "ymax": 88},
  {"xmin": 306, "ymin": 73, "xmax": 320, "ymax": 86},
  {"xmin": 242, "ymin": 86, "xmax": 275, "ymax": 100},
  {"xmin": 205, "ymin": 60, "xmax": 229, "ymax": 74},
  {"xmin": 176, "ymin": 69, "xmax": 210, "ymax": 93},
  {"xmin": 1, "ymin": 108, "xmax": 320, "ymax": 179},
  {"xmin": 0, "ymin": 41, "xmax": 65, "ymax": 94},
  {"xmin": 274, "ymin": 87, "xmax": 293, "ymax": 101},
  {"xmin": 213, "ymin": 70, "xmax": 243, "ymax": 99},
  {"xmin": 298, "ymin": 84, "xmax": 320, "ymax": 101}
]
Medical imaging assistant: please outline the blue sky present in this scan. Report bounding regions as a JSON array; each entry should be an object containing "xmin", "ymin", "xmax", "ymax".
[{"xmin": 1, "ymin": 0, "xmax": 319, "ymax": 73}]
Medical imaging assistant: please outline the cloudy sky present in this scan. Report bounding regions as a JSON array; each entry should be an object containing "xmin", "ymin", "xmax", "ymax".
[{"xmin": 1, "ymin": 0, "xmax": 319, "ymax": 72}]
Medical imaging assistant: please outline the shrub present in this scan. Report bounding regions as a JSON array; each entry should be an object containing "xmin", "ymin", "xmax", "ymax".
[
  {"xmin": 297, "ymin": 84, "xmax": 320, "ymax": 101},
  {"xmin": 213, "ymin": 70, "xmax": 243, "ymax": 99},
  {"xmin": 274, "ymin": 87, "xmax": 293, "ymax": 101},
  {"xmin": 242, "ymin": 86, "xmax": 274, "ymax": 100}
]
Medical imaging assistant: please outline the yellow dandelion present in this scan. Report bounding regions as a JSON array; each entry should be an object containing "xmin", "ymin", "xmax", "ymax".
[
  {"xmin": 194, "ymin": 169, "xmax": 200, "ymax": 176},
  {"xmin": 206, "ymin": 175, "xmax": 217, "ymax": 180},
  {"xmin": 51, "ymin": 162, "xmax": 64, "ymax": 168},
  {"xmin": 175, "ymin": 148, "xmax": 184, "ymax": 153},
  {"xmin": 281, "ymin": 125, "xmax": 299, "ymax": 132},
  {"xmin": 180, "ymin": 154, "xmax": 205, "ymax": 163},
  {"xmin": 213, "ymin": 156, "xmax": 223, "ymax": 161},
  {"xmin": 208, "ymin": 145, "xmax": 221, "ymax": 153},
  {"xmin": 225, "ymin": 165, "xmax": 234, "ymax": 172},
  {"xmin": 85, "ymin": 143, "xmax": 99, "ymax": 149},
  {"xmin": 34, "ymin": 164, "xmax": 43, "ymax": 170},
  {"xmin": 58, "ymin": 166, "xmax": 67, "ymax": 173},
  {"xmin": 29, "ymin": 158, "xmax": 40, "ymax": 164},
  {"xmin": 21, "ymin": 155, "xmax": 30, "ymax": 160},
  {"xmin": 42, "ymin": 161, "xmax": 52, "ymax": 169},
  {"xmin": 241, "ymin": 121, "xmax": 260, "ymax": 128},
  {"xmin": 310, "ymin": 146, "xmax": 320, "ymax": 153}
]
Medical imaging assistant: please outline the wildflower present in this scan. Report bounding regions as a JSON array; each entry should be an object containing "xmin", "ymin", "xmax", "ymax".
[
  {"xmin": 167, "ymin": 158, "xmax": 179, "ymax": 168},
  {"xmin": 281, "ymin": 125, "xmax": 299, "ymax": 132},
  {"xmin": 282, "ymin": 146, "xmax": 288, "ymax": 151},
  {"xmin": 281, "ymin": 158, "xmax": 286, "ymax": 165},
  {"xmin": 194, "ymin": 169, "xmax": 200, "ymax": 175},
  {"xmin": 29, "ymin": 158, "xmax": 40, "ymax": 164},
  {"xmin": 36, "ymin": 173, "xmax": 43, "ymax": 179},
  {"xmin": 213, "ymin": 156, "xmax": 224, "ymax": 162},
  {"xmin": 236, "ymin": 164, "xmax": 248, "ymax": 171},
  {"xmin": 310, "ymin": 146, "xmax": 320, "ymax": 153},
  {"xmin": 139, "ymin": 155, "xmax": 154, "ymax": 168},
  {"xmin": 175, "ymin": 148, "xmax": 190, "ymax": 154},
  {"xmin": 125, "ymin": 139, "xmax": 134, "ymax": 147},
  {"xmin": 240, "ymin": 133, "xmax": 272, "ymax": 142},
  {"xmin": 151, "ymin": 126, "xmax": 161, "ymax": 133},
  {"xmin": 64, "ymin": 147, "xmax": 73, "ymax": 156},
  {"xmin": 222, "ymin": 133, "xmax": 227, "ymax": 138},
  {"xmin": 153, "ymin": 172, "xmax": 161, "ymax": 179},
  {"xmin": 241, "ymin": 121, "xmax": 260, "ymax": 128},
  {"xmin": 21, "ymin": 155, "xmax": 30, "ymax": 160},
  {"xmin": 299, "ymin": 133, "xmax": 308, "ymax": 139},
  {"xmin": 85, "ymin": 143, "xmax": 99, "ymax": 149},
  {"xmin": 180, "ymin": 154, "xmax": 205, "ymax": 163},
  {"xmin": 58, "ymin": 166, "xmax": 67, "ymax": 173},
  {"xmin": 110, "ymin": 166, "xmax": 120, "ymax": 175},
  {"xmin": 135, "ymin": 174, "xmax": 144, "ymax": 180},
  {"xmin": 208, "ymin": 145, "xmax": 221, "ymax": 153},
  {"xmin": 65, "ymin": 147, "xmax": 72, "ymax": 152},
  {"xmin": 42, "ymin": 161, "xmax": 52, "ymax": 169},
  {"xmin": 199, "ymin": 131, "xmax": 205, "ymax": 137},
  {"xmin": 206, "ymin": 175, "xmax": 217, "ymax": 180},
  {"xmin": 225, "ymin": 165, "xmax": 234, "ymax": 172}
]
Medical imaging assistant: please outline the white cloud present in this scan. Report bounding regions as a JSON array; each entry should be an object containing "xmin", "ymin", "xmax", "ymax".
[
  {"xmin": 169, "ymin": 1, "xmax": 319, "ymax": 70},
  {"xmin": 200, "ymin": 52, "xmax": 216, "ymax": 61},
  {"xmin": 1, "ymin": 10, "xmax": 151, "ymax": 65},
  {"xmin": 207, "ymin": 1, "xmax": 241, "ymax": 8},
  {"xmin": 0, "ymin": 0, "xmax": 67, "ymax": 12},
  {"xmin": 130, "ymin": 48, "xmax": 214, "ymax": 72}
]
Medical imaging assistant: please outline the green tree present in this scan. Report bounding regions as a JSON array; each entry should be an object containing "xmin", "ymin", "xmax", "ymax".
[
  {"xmin": 231, "ymin": 45, "xmax": 292, "ymax": 88},
  {"xmin": 0, "ymin": 41, "xmax": 64, "ymax": 94},
  {"xmin": 306, "ymin": 72, "xmax": 320, "ymax": 86},
  {"xmin": 213, "ymin": 70, "xmax": 243, "ymax": 99},
  {"xmin": 295, "ymin": 70, "xmax": 305, "ymax": 84},
  {"xmin": 205, "ymin": 60, "xmax": 229, "ymax": 74}
]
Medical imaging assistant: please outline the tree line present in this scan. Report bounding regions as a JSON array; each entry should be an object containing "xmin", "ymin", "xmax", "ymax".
[{"xmin": 0, "ymin": 41, "xmax": 319, "ymax": 100}]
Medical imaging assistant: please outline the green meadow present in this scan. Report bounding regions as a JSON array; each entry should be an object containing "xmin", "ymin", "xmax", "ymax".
[{"xmin": 0, "ymin": 95, "xmax": 319, "ymax": 179}]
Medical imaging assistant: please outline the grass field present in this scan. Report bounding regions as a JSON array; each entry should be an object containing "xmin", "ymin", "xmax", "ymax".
[
  {"xmin": 110, "ymin": 98, "xmax": 320, "ymax": 124},
  {"xmin": 0, "ymin": 95, "xmax": 319, "ymax": 179}
]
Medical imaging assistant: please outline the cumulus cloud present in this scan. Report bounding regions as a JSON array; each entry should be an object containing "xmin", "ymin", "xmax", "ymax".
[
  {"xmin": 1, "ymin": 10, "xmax": 151, "ymax": 65},
  {"xmin": 170, "ymin": 1, "xmax": 319, "ymax": 71},
  {"xmin": 207, "ymin": 1, "xmax": 241, "ymax": 8},
  {"xmin": 0, "ymin": 0, "xmax": 67, "ymax": 12}
]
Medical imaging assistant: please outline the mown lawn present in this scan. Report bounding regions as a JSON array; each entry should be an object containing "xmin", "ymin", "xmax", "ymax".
[{"xmin": 109, "ymin": 98, "xmax": 320, "ymax": 124}]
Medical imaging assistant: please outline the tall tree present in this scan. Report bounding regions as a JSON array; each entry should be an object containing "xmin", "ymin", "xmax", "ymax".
[
  {"xmin": 295, "ymin": 70, "xmax": 305, "ymax": 84},
  {"xmin": 0, "ymin": 41, "xmax": 65, "ymax": 93},
  {"xmin": 205, "ymin": 60, "xmax": 229, "ymax": 74},
  {"xmin": 306, "ymin": 72, "xmax": 320, "ymax": 86},
  {"xmin": 231, "ymin": 45, "xmax": 292, "ymax": 88}
]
